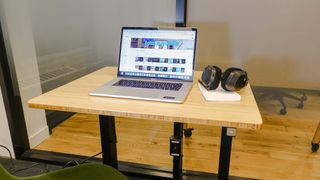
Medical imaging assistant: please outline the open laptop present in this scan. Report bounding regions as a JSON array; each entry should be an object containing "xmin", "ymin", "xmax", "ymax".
[{"xmin": 90, "ymin": 27, "xmax": 197, "ymax": 103}]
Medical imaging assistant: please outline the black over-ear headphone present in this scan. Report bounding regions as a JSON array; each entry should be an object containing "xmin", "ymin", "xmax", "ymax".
[{"xmin": 199, "ymin": 66, "xmax": 248, "ymax": 91}]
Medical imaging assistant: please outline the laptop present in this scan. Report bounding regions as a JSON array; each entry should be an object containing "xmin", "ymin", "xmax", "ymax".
[{"xmin": 90, "ymin": 27, "xmax": 198, "ymax": 103}]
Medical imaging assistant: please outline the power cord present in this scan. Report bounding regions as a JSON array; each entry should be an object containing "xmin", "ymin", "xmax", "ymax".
[
  {"xmin": 62, "ymin": 151, "xmax": 102, "ymax": 169},
  {"xmin": 62, "ymin": 159, "xmax": 79, "ymax": 169},
  {"xmin": 0, "ymin": 144, "xmax": 15, "ymax": 172},
  {"xmin": 80, "ymin": 151, "xmax": 102, "ymax": 164},
  {"xmin": 11, "ymin": 163, "xmax": 47, "ymax": 174},
  {"xmin": 0, "ymin": 144, "xmax": 47, "ymax": 174},
  {"xmin": 1, "ymin": 144, "xmax": 102, "ymax": 174}
]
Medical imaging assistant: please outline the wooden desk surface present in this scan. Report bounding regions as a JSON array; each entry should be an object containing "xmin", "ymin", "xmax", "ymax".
[{"xmin": 28, "ymin": 67, "xmax": 262, "ymax": 129}]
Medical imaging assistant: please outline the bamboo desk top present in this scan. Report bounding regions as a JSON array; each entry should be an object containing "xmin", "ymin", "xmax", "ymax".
[{"xmin": 28, "ymin": 67, "xmax": 262, "ymax": 129}]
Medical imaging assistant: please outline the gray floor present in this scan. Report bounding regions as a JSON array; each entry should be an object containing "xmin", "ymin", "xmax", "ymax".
[
  {"xmin": 0, "ymin": 157, "xmax": 151, "ymax": 180},
  {"xmin": 0, "ymin": 157, "xmax": 252, "ymax": 180},
  {"xmin": 0, "ymin": 157, "xmax": 61, "ymax": 177}
]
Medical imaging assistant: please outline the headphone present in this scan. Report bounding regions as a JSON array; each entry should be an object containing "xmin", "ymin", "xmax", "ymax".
[{"xmin": 199, "ymin": 66, "xmax": 248, "ymax": 91}]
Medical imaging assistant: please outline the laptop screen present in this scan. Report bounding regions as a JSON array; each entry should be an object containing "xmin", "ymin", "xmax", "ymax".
[{"xmin": 118, "ymin": 27, "xmax": 197, "ymax": 81}]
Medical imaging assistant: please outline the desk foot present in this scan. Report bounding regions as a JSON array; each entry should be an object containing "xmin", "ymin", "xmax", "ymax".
[
  {"xmin": 99, "ymin": 115, "xmax": 118, "ymax": 169},
  {"xmin": 183, "ymin": 128, "xmax": 194, "ymax": 138},
  {"xmin": 218, "ymin": 127, "xmax": 236, "ymax": 180},
  {"xmin": 312, "ymin": 143, "xmax": 319, "ymax": 152}
]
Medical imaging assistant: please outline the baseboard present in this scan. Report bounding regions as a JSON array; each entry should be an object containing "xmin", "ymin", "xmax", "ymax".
[{"xmin": 28, "ymin": 126, "xmax": 49, "ymax": 148}]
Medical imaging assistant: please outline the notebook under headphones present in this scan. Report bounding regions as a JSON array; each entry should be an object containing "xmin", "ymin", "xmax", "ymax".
[{"xmin": 90, "ymin": 27, "xmax": 198, "ymax": 103}]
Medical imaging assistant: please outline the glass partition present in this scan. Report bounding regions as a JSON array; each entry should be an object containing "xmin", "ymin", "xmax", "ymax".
[
  {"xmin": 187, "ymin": 0, "xmax": 320, "ymax": 179},
  {"xmin": 29, "ymin": 0, "xmax": 176, "ymax": 92},
  {"xmin": 188, "ymin": 0, "xmax": 320, "ymax": 90},
  {"xmin": 1, "ymin": 0, "xmax": 176, "ymax": 167},
  {"xmin": 1, "ymin": 0, "xmax": 320, "ymax": 179}
]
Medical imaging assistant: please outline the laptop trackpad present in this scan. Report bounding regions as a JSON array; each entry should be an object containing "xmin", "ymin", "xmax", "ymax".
[{"xmin": 115, "ymin": 88, "xmax": 159, "ymax": 98}]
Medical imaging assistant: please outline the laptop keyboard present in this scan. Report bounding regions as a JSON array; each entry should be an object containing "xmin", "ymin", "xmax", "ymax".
[{"xmin": 113, "ymin": 79, "xmax": 183, "ymax": 91}]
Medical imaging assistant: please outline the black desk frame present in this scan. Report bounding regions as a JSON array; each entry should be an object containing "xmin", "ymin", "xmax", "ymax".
[{"xmin": 99, "ymin": 115, "xmax": 236, "ymax": 180}]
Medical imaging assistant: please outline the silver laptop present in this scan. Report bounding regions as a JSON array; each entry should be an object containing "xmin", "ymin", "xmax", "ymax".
[{"xmin": 90, "ymin": 27, "xmax": 198, "ymax": 103}]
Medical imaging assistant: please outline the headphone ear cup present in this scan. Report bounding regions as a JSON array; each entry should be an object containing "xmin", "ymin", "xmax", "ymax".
[
  {"xmin": 221, "ymin": 67, "xmax": 248, "ymax": 91},
  {"xmin": 208, "ymin": 66, "xmax": 222, "ymax": 90}
]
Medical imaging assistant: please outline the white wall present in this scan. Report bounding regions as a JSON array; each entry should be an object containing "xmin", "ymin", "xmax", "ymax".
[
  {"xmin": 189, "ymin": 0, "xmax": 320, "ymax": 89},
  {"xmin": 0, "ymin": 0, "xmax": 49, "ymax": 148},
  {"xmin": 0, "ymin": 87, "xmax": 14, "ymax": 158}
]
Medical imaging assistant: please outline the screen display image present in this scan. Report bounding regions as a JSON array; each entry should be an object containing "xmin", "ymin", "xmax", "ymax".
[{"xmin": 118, "ymin": 28, "xmax": 197, "ymax": 81}]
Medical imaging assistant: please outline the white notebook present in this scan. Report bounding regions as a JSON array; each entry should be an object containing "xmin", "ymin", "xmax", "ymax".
[{"xmin": 198, "ymin": 83, "xmax": 241, "ymax": 101}]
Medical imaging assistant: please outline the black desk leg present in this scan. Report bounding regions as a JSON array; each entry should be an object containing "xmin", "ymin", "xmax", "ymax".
[
  {"xmin": 171, "ymin": 122, "xmax": 184, "ymax": 179},
  {"xmin": 99, "ymin": 115, "xmax": 118, "ymax": 169},
  {"xmin": 218, "ymin": 127, "xmax": 236, "ymax": 180}
]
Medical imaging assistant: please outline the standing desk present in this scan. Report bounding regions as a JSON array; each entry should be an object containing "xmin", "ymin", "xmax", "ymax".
[{"xmin": 28, "ymin": 66, "xmax": 263, "ymax": 179}]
